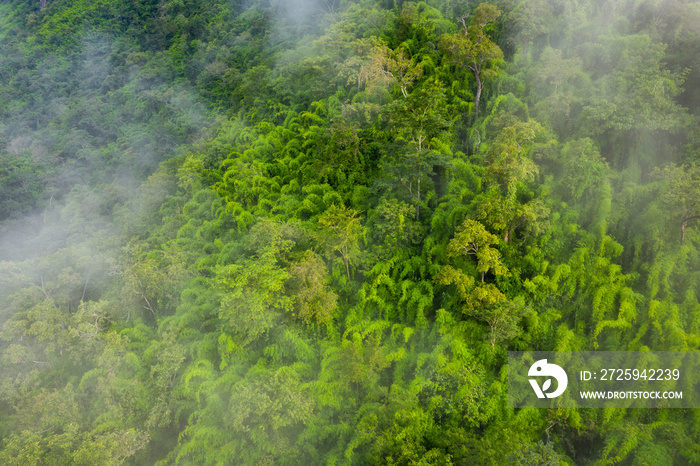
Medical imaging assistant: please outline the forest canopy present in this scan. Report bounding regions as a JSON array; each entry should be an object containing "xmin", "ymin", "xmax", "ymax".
[{"xmin": 1, "ymin": 0, "xmax": 700, "ymax": 464}]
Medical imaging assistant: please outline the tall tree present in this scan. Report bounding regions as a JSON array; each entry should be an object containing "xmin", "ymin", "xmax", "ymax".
[
  {"xmin": 385, "ymin": 79, "xmax": 450, "ymax": 220},
  {"xmin": 439, "ymin": 3, "xmax": 503, "ymax": 122},
  {"xmin": 359, "ymin": 39, "xmax": 423, "ymax": 99},
  {"xmin": 317, "ymin": 204, "xmax": 364, "ymax": 281}
]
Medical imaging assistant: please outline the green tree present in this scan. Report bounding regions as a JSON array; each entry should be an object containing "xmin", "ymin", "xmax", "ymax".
[
  {"xmin": 287, "ymin": 250, "xmax": 338, "ymax": 325},
  {"xmin": 480, "ymin": 297, "xmax": 529, "ymax": 350},
  {"xmin": 369, "ymin": 198, "xmax": 422, "ymax": 259},
  {"xmin": 483, "ymin": 120, "xmax": 541, "ymax": 197},
  {"xmin": 384, "ymin": 79, "xmax": 451, "ymax": 220},
  {"xmin": 439, "ymin": 3, "xmax": 504, "ymax": 122},
  {"xmin": 446, "ymin": 219, "xmax": 508, "ymax": 284},
  {"xmin": 359, "ymin": 39, "xmax": 423, "ymax": 99},
  {"xmin": 436, "ymin": 222, "xmax": 504, "ymax": 307},
  {"xmin": 655, "ymin": 163, "xmax": 700, "ymax": 245},
  {"xmin": 317, "ymin": 204, "xmax": 364, "ymax": 281}
]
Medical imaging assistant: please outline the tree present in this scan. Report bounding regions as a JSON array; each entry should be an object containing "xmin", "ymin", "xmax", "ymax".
[
  {"xmin": 439, "ymin": 3, "xmax": 503, "ymax": 122},
  {"xmin": 471, "ymin": 117, "xmax": 550, "ymax": 243},
  {"xmin": 369, "ymin": 198, "xmax": 422, "ymax": 259},
  {"xmin": 359, "ymin": 39, "xmax": 423, "ymax": 99},
  {"xmin": 483, "ymin": 120, "xmax": 541, "ymax": 197},
  {"xmin": 287, "ymin": 250, "xmax": 338, "ymax": 325},
  {"xmin": 435, "ymin": 219, "xmax": 528, "ymax": 349},
  {"xmin": 446, "ymin": 219, "xmax": 508, "ymax": 283},
  {"xmin": 317, "ymin": 204, "xmax": 364, "ymax": 281},
  {"xmin": 475, "ymin": 190, "xmax": 549, "ymax": 243},
  {"xmin": 216, "ymin": 220, "xmax": 296, "ymax": 347},
  {"xmin": 435, "ymin": 219, "xmax": 509, "ymax": 312},
  {"xmin": 480, "ymin": 297, "xmax": 529, "ymax": 350},
  {"xmin": 655, "ymin": 163, "xmax": 700, "ymax": 245},
  {"xmin": 384, "ymin": 79, "xmax": 450, "ymax": 220},
  {"xmin": 360, "ymin": 42, "xmax": 449, "ymax": 221}
]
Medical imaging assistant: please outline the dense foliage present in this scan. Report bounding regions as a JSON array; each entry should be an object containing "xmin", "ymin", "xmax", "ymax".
[{"xmin": 1, "ymin": 0, "xmax": 700, "ymax": 463}]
